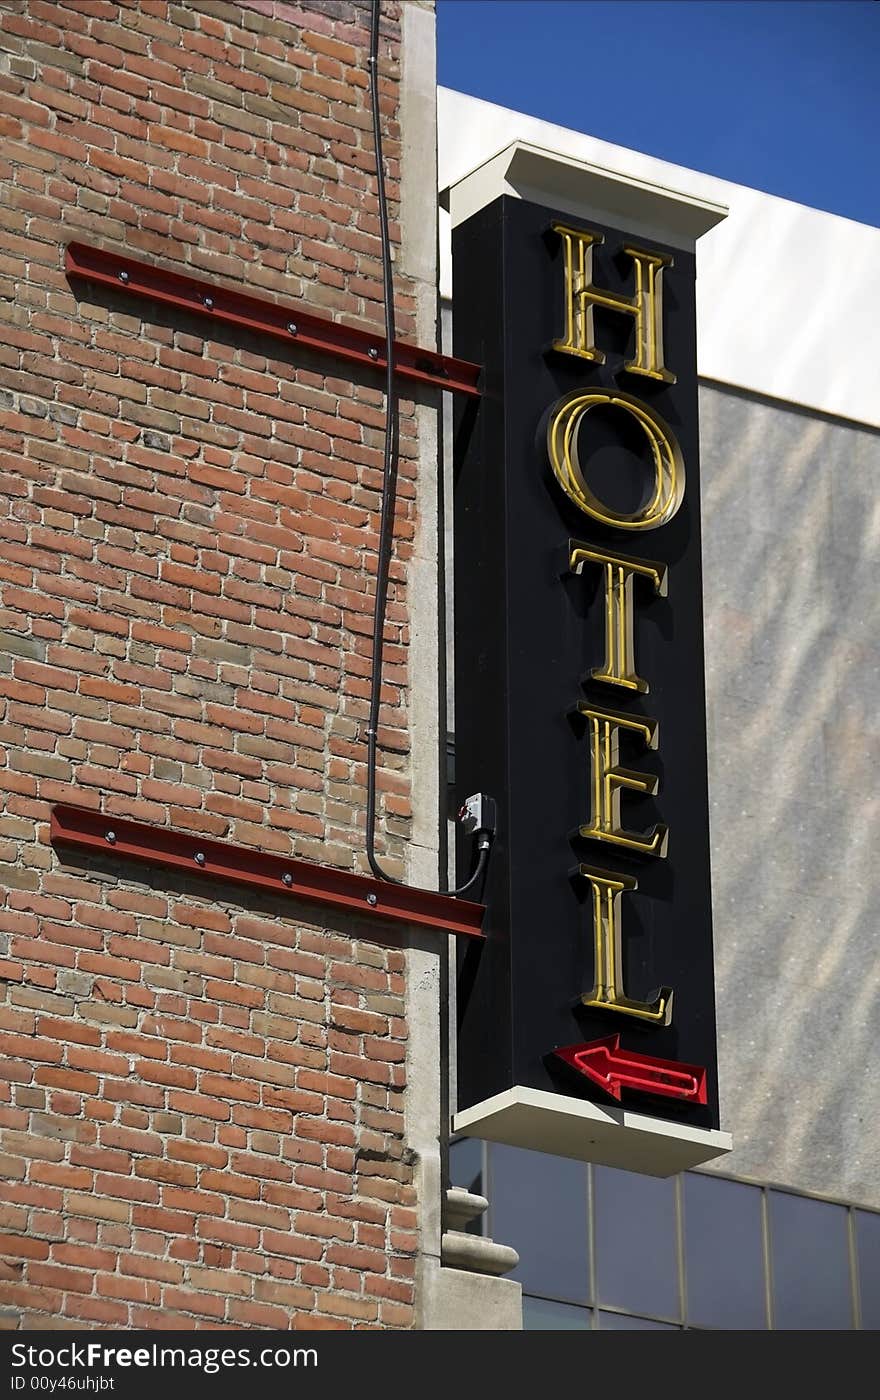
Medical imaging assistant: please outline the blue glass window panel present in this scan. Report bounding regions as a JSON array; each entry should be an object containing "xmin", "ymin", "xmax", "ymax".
[
  {"xmin": 599, "ymin": 1310, "xmax": 679, "ymax": 1329},
  {"xmin": 593, "ymin": 1165, "xmax": 680, "ymax": 1320},
  {"xmin": 854, "ymin": 1210, "xmax": 880, "ymax": 1329},
  {"xmin": 448, "ymin": 1136, "xmax": 485, "ymax": 1236},
  {"xmin": 768, "ymin": 1190, "xmax": 853, "ymax": 1329},
  {"xmin": 684, "ymin": 1173, "xmax": 767, "ymax": 1329},
  {"xmin": 449, "ymin": 1136, "xmax": 483, "ymax": 1195},
  {"xmin": 489, "ymin": 1143, "xmax": 589, "ymax": 1303},
  {"xmin": 524, "ymin": 1296, "xmax": 591, "ymax": 1330}
]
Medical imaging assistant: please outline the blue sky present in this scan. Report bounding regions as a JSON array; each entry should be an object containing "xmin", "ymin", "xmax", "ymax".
[{"xmin": 437, "ymin": 0, "xmax": 880, "ymax": 226}]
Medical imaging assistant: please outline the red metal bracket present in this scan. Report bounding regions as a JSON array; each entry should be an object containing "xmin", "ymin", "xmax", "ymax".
[
  {"xmin": 65, "ymin": 242, "xmax": 481, "ymax": 399},
  {"xmin": 50, "ymin": 804, "xmax": 484, "ymax": 941}
]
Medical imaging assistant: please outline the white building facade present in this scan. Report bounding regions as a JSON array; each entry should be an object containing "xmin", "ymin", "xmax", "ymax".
[{"xmin": 439, "ymin": 88, "xmax": 880, "ymax": 1330}]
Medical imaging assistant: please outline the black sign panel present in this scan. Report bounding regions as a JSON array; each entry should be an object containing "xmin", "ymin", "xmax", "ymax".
[{"xmin": 453, "ymin": 195, "xmax": 720, "ymax": 1132}]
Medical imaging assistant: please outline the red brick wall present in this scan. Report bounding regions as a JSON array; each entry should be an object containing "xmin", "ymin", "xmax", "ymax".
[{"xmin": 0, "ymin": 0, "xmax": 426, "ymax": 1329}]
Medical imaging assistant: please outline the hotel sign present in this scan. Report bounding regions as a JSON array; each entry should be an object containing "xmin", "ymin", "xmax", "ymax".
[{"xmin": 453, "ymin": 187, "xmax": 722, "ymax": 1140}]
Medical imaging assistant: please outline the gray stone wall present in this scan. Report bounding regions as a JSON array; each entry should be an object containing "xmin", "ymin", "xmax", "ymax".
[
  {"xmin": 699, "ymin": 382, "xmax": 880, "ymax": 1208},
  {"xmin": 402, "ymin": 5, "xmax": 521, "ymax": 1329}
]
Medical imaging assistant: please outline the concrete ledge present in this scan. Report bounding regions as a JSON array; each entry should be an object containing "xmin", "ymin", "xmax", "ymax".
[
  {"xmin": 444, "ymin": 1186, "xmax": 487, "ymax": 1232},
  {"xmin": 453, "ymin": 1085, "xmax": 732, "ymax": 1177},
  {"xmin": 442, "ymin": 139, "xmax": 728, "ymax": 249},
  {"xmin": 417, "ymin": 1258, "xmax": 523, "ymax": 1330},
  {"xmin": 441, "ymin": 1230, "xmax": 519, "ymax": 1276}
]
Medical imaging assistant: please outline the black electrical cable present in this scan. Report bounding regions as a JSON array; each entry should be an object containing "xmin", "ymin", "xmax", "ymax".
[{"xmin": 364, "ymin": 0, "xmax": 489, "ymax": 899}]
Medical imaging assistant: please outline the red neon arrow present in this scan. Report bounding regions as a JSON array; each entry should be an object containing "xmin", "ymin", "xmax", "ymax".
[{"xmin": 554, "ymin": 1035, "xmax": 707, "ymax": 1104}]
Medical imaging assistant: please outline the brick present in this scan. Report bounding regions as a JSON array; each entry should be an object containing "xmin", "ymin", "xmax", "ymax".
[
  {"xmin": 63, "ymin": 1295, "xmax": 129, "ymax": 1325},
  {"xmin": 0, "ymin": 632, "xmax": 46, "ymax": 661},
  {"xmin": 30, "ymin": 1164, "xmax": 93, "ymax": 1192},
  {"xmin": 0, "ymin": 1235, "xmax": 50, "ymax": 1261},
  {"xmin": 130, "ymin": 1206, "xmax": 194, "ymax": 1235},
  {"xmin": 162, "ymin": 1288, "xmax": 225, "ymax": 1319},
  {"xmin": 66, "ymin": 1194, "xmax": 131, "ymax": 1224},
  {"xmin": 316, "ymin": 1292, "xmax": 379, "ymax": 1322},
  {"xmin": 119, "ymin": 1254, "xmax": 184, "ymax": 1284},
  {"xmin": 226, "ymin": 1298, "xmax": 290, "ymax": 1328},
  {"xmin": 28, "ymin": 1264, "xmax": 94, "ymax": 1295},
  {"xmin": 0, "ymin": 0, "xmax": 417, "ymax": 1333}
]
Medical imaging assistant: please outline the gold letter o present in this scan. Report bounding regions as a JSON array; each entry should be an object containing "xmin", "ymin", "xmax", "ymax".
[{"xmin": 547, "ymin": 388, "xmax": 685, "ymax": 531}]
